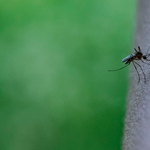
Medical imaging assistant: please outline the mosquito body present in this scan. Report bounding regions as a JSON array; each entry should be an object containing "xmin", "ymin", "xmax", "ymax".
[{"xmin": 108, "ymin": 46, "xmax": 150, "ymax": 83}]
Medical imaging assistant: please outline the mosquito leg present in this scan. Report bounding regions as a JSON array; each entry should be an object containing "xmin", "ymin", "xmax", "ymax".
[
  {"xmin": 141, "ymin": 59, "xmax": 150, "ymax": 65},
  {"xmin": 134, "ymin": 48, "xmax": 138, "ymax": 52},
  {"xmin": 146, "ymin": 45, "xmax": 150, "ymax": 56},
  {"xmin": 145, "ymin": 59, "xmax": 150, "ymax": 61},
  {"xmin": 108, "ymin": 64, "xmax": 130, "ymax": 71},
  {"xmin": 132, "ymin": 62, "xmax": 141, "ymax": 83},
  {"xmin": 138, "ymin": 46, "xmax": 141, "ymax": 52},
  {"xmin": 133, "ymin": 61, "xmax": 146, "ymax": 83}
]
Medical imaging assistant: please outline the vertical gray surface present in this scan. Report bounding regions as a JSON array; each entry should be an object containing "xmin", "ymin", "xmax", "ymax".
[{"xmin": 123, "ymin": 0, "xmax": 150, "ymax": 149}]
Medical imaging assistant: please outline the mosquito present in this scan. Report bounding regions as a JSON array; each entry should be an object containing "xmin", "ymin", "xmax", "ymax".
[{"xmin": 108, "ymin": 46, "xmax": 150, "ymax": 83}]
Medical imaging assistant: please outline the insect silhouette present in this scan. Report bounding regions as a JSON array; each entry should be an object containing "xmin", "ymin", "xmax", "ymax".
[{"xmin": 108, "ymin": 46, "xmax": 150, "ymax": 83}]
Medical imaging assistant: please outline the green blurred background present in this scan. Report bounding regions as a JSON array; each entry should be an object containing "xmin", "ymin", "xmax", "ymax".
[{"xmin": 0, "ymin": 0, "xmax": 136, "ymax": 150}]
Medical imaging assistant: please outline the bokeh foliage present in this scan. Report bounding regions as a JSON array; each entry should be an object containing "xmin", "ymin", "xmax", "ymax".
[{"xmin": 0, "ymin": 0, "xmax": 136, "ymax": 150}]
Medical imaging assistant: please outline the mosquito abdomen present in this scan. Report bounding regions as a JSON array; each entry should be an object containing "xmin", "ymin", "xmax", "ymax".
[{"xmin": 122, "ymin": 54, "xmax": 135, "ymax": 62}]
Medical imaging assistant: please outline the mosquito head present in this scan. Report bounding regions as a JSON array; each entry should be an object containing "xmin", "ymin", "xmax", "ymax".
[{"xmin": 143, "ymin": 55, "xmax": 147, "ymax": 59}]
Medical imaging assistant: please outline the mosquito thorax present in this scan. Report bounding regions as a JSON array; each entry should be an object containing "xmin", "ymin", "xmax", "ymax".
[{"xmin": 136, "ymin": 51, "xmax": 143, "ymax": 59}]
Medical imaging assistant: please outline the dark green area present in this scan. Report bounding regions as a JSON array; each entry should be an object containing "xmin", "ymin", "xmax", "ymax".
[{"xmin": 0, "ymin": 0, "xmax": 136, "ymax": 150}]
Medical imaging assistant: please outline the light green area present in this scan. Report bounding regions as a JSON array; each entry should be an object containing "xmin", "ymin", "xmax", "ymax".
[{"xmin": 0, "ymin": 0, "xmax": 136, "ymax": 150}]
